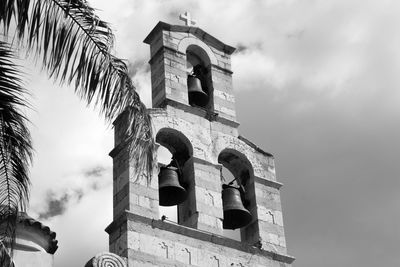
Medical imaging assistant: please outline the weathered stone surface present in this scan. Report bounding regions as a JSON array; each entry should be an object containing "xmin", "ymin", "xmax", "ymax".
[
  {"xmin": 108, "ymin": 21, "xmax": 293, "ymax": 267},
  {"xmin": 121, "ymin": 214, "xmax": 293, "ymax": 267}
]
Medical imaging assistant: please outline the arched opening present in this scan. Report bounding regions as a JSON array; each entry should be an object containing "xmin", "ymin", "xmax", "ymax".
[
  {"xmin": 218, "ymin": 149, "xmax": 258, "ymax": 243},
  {"xmin": 156, "ymin": 128, "xmax": 195, "ymax": 226},
  {"xmin": 186, "ymin": 45, "xmax": 214, "ymax": 110}
]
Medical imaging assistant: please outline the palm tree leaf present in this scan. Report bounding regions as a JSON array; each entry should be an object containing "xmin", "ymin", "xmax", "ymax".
[
  {"xmin": 0, "ymin": 41, "xmax": 32, "ymax": 266},
  {"xmin": 0, "ymin": 0, "xmax": 156, "ymax": 181}
]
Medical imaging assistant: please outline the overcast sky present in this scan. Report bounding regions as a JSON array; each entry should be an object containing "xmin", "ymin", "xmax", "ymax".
[{"xmin": 22, "ymin": 0, "xmax": 400, "ymax": 266}]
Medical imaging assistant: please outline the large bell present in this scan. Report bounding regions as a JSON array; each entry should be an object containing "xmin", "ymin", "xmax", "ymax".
[
  {"xmin": 222, "ymin": 185, "xmax": 252, "ymax": 229},
  {"xmin": 159, "ymin": 165, "xmax": 187, "ymax": 206},
  {"xmin": 187, "ymin": 75, "xmax": 209, "ymax": 107}
]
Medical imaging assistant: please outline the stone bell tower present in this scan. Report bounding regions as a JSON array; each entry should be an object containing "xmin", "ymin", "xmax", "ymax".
[{"xmin": 106, "ymin": 14, "xmax": 294, "ymax": 266}]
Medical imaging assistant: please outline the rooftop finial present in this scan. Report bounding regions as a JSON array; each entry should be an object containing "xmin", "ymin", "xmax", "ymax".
[{"xmin": 179, "ymin": 11, "xmax": 197, "ymax": 26}]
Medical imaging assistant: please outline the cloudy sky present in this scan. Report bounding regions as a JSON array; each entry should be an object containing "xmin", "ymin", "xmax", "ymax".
[{"xmin": 21, "ymin": 0, "xmax": 400, "ymax": 266}]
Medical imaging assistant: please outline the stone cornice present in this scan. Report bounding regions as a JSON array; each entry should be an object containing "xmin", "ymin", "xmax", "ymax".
[
  {"xmin": 149, "ymin": 99, "xmax": 240, "ymax": 128},
  {"xmin": 144, "ymin": 21, "xmax": 236, "ymax": 55},
  {"xmin": 254, "ymin": 176, "xmax": 283, "ymax": 189},
  {"xmin": 106, "ymin": 211, "xmax": 295, "ymax": 264},
  {"xmin": 238, "ymin": 135, "xmax": 273, "ymax": 157}
]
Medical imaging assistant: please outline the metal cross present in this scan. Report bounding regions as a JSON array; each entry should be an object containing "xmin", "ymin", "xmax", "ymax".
[{"xmin": 179, "ymin": 11, "xmax": 197, "ymax": 26}]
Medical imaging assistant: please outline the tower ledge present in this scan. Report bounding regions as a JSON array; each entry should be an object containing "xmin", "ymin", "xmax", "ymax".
[
  {"xmin": 149, "ymin": 99, "xmax": 240, "ymax": 128},
  {"xmin": 144, "ymin": 21, "xmax": 236, "ymax": 55},
  {"xmin": 105, "ymin": 211, "xmax": 295, "ymax": 265}
]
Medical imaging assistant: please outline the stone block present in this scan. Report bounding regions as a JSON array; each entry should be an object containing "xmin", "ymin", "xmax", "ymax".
[
  {"xmin": 152, "ymin": 78, "xmax": 165, "ymax": 93},
  {"xmin": 114, "ymin": 176, "xmax": 126, "ymax": 197},
  {"xmin": 163, "ymin": 47, "xmax": 185, "ymax": 60},
  {"xmin": 214, "ymin": 89, "xmax": 235, "ymax": 102},
  {"xmin": 165, "ymin": 78, "xmax": 186, "ymax": 92},
  {"xmin": 139, "ymin": 234, "xmax": 175, "ymax": 261},
  {"xmin": 216, "ymin": 217, "xmax": 223, "ymax": 230},
  {"xmin": 113, "ymin": 233, "xmax": 128, "ymax": 257},
  {"xmin": 210, "ymin": 122, "xmax": 238, "ymax": 137},
  {"xmin": 199, "ymin": 249, "xmax": 227, "ymax": 267},
  {"xmin": 257, "ymin": 206, "xmax": 276, "ymax": 224},
  {"xmin": 196, "ymin": 202, "xmax": 223, "ymax": 218},
  {"xmin": 217, "ymin": 59, "xmax": 231, "ymax": 70},
  {"xmin": 214, "ymin": 104, "xmax": 236, "ymax": 118},
  {"xmin": 212, "ymin": 68, "xmax": 233, "ymax": 81},
  {"xmin": 152, "ymin": 90, "xmax": 166, "ymax": 108},
  {"xmin": 162, "ymin": 36, "xmax": 178, "ymax": 50},
  {"xmin": 170, "ymin": 31, "xmax": 190, "ymax": 39},
  {"xmin": 214, "ymin": 95, "xmax": 236, "ymax": 111},
  {"xmin": 109, "ymin": 242, "xmax": 116, "ymax": 254},
  {"xmin": 115, "ymin": 183, "xmax": 129, "ymax": 203},
  {"xmin": 150, "ymin": 54, "xmax": 164, "ymax": 70},
  {"xmin": 174, "ymin": 243, "xmax": 199, "ymax": 266},
  {"xmin": 197, "ymin": 213, "xmax": 216, "ymax": 227},
  {"xmin": 279, "ymin": 236, "xmax": 287, "ymax": 248},
  {"xmin": 255, "ymin": 184, "xmax": 280, "ymax": 198},
  {"xmin": 195, "ymin": 161, "xmax": 221, "ymax": 176},
  {"xmin": 253, "ymin": 192, "xmax": 281, "ymax": 211},
  {"xmin": 195, "ymin": 187, "xmax": 222, "ymax": 208},
  {"xmin": 149, "ymin": 31, "xmax": 163, "ymax": 57},
  {"xmin": 129, "ymin": 183, "xmax": 159, "ymax": 200},
  {"xmin": 109, "ymin": 227, "xmax": 122, "ymax": 244},
  {"xmin": 128, "ymin": 203, "xmax": 158, "ymax": 219},
  {"xmin": 266, "ymin": 233, "xmax": 280, "ymax": 246},
  {"xmin": 114, "ymin": 195, "xmax": 129, "ymax": 218},
  {"xmin": 274, "ymin": 211, "xmax": 284, "ymax": 227},
  {"xmin": 169, "ymin": 58, "xmax": 186, "ymax": 69},
  {"xmin": 138, "ymin": 196, "xmax": 151, "ymax": 209},
  {"xmin": 165, "ymin": 71, "xmax": 185, "ymax": 85},
  {"xmin": 113, "ymin": 153, "xmax": 129, "ymax": 177},
  {"xmin": 210, "ymin": 45, "xmax": 230, "ymax": 58},
  {"xmin": 129, "ymin": 193, "xmax": 139, "ymax": 206},
  {"xmin": 151, "ymin": 70, "xmax": 166, "ymax": 89},
  {"xmin": 150, "ymin": 53, "xmax": 165, "ymax": 70},
  {"xmin": 194, "ymin": 176, "xmax": 221, "ymax": 192},
  {"xmin": 165, "ymin": 65, "xmax": 187, "ymax": 79},
  {"xmin": 258, "ymin": 220, "xmax": 285, "ymax": 237}
]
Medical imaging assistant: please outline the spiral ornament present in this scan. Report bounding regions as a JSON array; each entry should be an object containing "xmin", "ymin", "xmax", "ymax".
[{"xmin": 85, "ymin": 252, "xmax": 127, "ymax": 267}]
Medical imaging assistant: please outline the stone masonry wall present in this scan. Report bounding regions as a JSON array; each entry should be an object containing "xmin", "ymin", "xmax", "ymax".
[
  {"xmin": 107, "ymin": 22, "xmax": 294, "ymax": 267},
  {"xmin": 107, "ymin": 212, "xmax": 293, "ymax": 267},
  {"xmin": 149, "ymin": 105, "xmax": 288, "ymax": 255},
  {"xmin": 108, "ymin": 105, "xmax": 293, "ymax": 265},
  {"xmin": 147, "ymin": 27, "xmax": 237, "ymax": 122}
]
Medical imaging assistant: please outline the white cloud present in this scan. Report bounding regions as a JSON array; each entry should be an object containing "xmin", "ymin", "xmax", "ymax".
[
  {"xmin": 24, "ymin": 66, "xmax": 113, "ymax": 264},
  {"xmin": 20, "ymin": 0, "xmax": 400, "ymax": 266},
  {"xmin": 47, "ymin": 185, "xmax": 112, "ymax": 267}
]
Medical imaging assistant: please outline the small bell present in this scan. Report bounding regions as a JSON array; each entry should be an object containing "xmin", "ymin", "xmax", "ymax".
[
  {"xmin": 187, "ymin": 74, "xmax": 209, "ymax": 107},
  {"xmin": 222, "ymin": 184, "xmax": 252, "ymax": 229},
  {"xmin": 158, "ymin": 163, "xmax": 187, "ymax": 206}
]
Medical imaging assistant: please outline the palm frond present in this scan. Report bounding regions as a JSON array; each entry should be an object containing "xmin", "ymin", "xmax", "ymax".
[
  {"xmin": 0, "ymin": 0, "xmax": 155, "ymax": 181},
  {"xmin": 0, "ymin": 241, "xmax": 14, "ymax": 267},
  {"xmin": 0, "ymin": 41, "xmax": 32, "ymax": 266}
]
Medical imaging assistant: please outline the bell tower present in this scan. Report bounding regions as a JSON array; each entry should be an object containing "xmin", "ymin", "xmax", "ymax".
[{"xmin": 106, "ymin": 15, "xmax": 294, "ymax": 266}]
